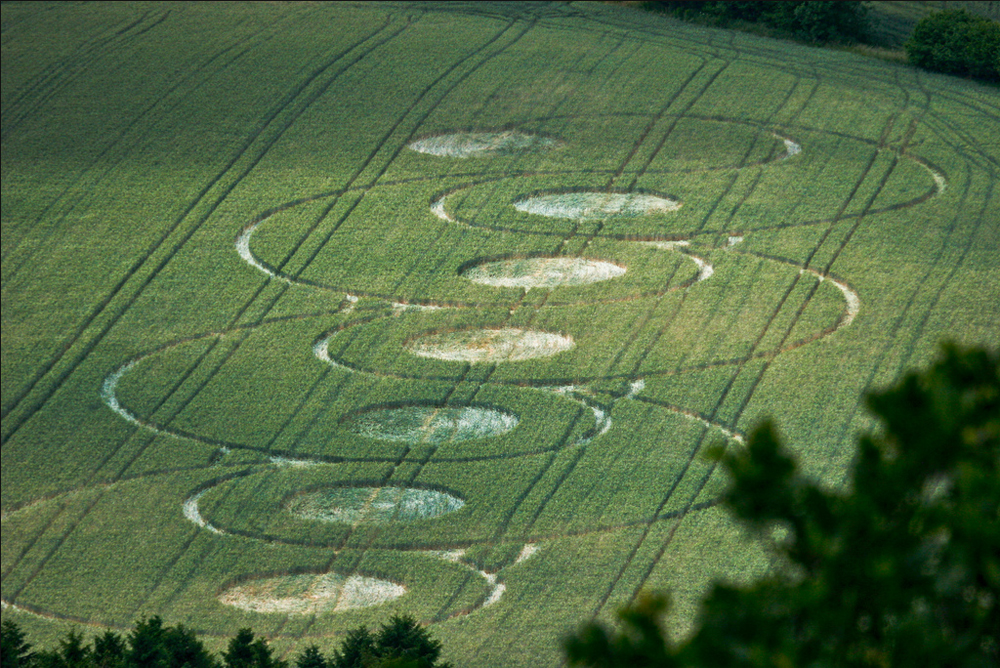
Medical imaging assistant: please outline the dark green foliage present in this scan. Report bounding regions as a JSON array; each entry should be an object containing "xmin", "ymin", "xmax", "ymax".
[
  {"xmin": 905, "ymin": 9, "xmax": 1000, "ymax": 81},
  {"xmin": 0, "ymin": 617, "xmax": 455, "ymax": 668},
  {"xmin": 223, "ymin": 629, "xmax": 285, "ymax": 668},
  {"xmin": 91, "ymin": 632, "xmax": 126, "ymax": 668},
  {"xmin": 650, "ymin": 1, "xmax": 869, "ymax": 43},
  {"xmin": 769, "ymin": 1, "xmax": 869, "ymax": 43},
  {"xmin": 294, "ymin": 646, "xmax": 327, "ymax": 668},
  {"xmin": 565, "ymin": 343, "xmax": 1000, "ymax": 667},
  {"xmin": 161, "ymin": 625, "xmax": 217, "ymax": 668},
  {"xmin": 55, "ymin": 632, "xmax": 89, "ymax": 668},
  {"xmin": 0, "ymin": 618, "xmax": 220, "ymax": 668},
  {"xmin": 127, "ymin": 618, "xmax": 168, "ymax": 668},
  {"xmin": 372, "ymin": 616, "xmax": 446, "ymax": 668},
  {"xmin": 1, "ymin": 621, "xmax": 34, "ymax": 668},
  {"xmin": 564, "ymin": 593, "xmax": 675, "ymax": 667},
  {"xmin": 330, "ymin": 627, "xmax": 376, "ymax": 668},
  {"xmin": 21, "ymin": 631, "xmax": 90, "ymax": 668},
  {"xmin": 330, "ymin": 616, "xmax": 451, "ymax": 668}
]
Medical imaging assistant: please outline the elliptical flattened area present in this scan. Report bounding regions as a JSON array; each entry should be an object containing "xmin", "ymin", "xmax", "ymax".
[
  {"xmin": 514, "ymin": 192, "xmax": 681, "ymax": 220},
  {"xmin": 408, "ymin": 130, "xmax": 557, "ymax": 157},
  {"xmin": 405, "ymin": 328, "xmax": 575, "ymax": 362},
  {"xmin": 218, "ymin": 572, "xmax": 406, "ymax": 615},
  {"xmin": 346, "ymin": 405, "xmax": 518, "ymax": 444},
  {"xmin": 285, "ymin": 486, "xmax": 465, "ymax": 524},
  {"xmin": 461, "ymin": 257, "xmax": 626, "ymax": 289}
]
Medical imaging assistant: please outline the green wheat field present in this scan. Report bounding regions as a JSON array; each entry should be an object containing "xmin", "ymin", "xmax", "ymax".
[{"xmin": 2, "ymin": 2, "xmax": 998, "ymax": 666}]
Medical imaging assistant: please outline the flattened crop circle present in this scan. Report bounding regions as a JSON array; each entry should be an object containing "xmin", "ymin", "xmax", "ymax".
[
  {"xmin": 218, "ymin": 572, "xmax": 405, "ymax": 614},
  {"xmin": 461, "ymin": 256, "xmax": 626, "ymax": 289},
  {"xmin": 408, "ymin": 130, "xmax": 557, "ymax": 157},
  {"xmin": 345, "ymin": 404, "xmax": 518, "ymax": 443},
  {"xmin": 285, "ymin": 486, "xmax": 465, "ymax": 524},
  {"xmin": 513, "ymin": 192, "xmax": 681, "ymax": 219},
  {"xmin": 405, "ymin": 328, "xmax": 575, "ymax": 362}
]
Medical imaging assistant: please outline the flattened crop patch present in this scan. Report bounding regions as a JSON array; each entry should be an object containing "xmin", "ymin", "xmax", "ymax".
[
  {"xmin": 285, "ymin": 486, "xmax": 465, "ymax": 523},
  {"xmin": 406, "ymin": 328, "xmax": 575, "ymax": 362},
  {"xmin": 408, "ymin": 130, "xmax": 556, "ymax": 157},
  {"xmin": 461, "ymin": 257, "xmax": 625, "ymax": 288},
  {"xmin": 514, "ymin": 192, "xmax": 681, "ymax": 219},
  {"xmin": 346, "ymin": 405, "xmax": 518, "ymax": 443},
  {"xmin": 218, "ymin": 573, "xmax": 405, "ymax": 614}
]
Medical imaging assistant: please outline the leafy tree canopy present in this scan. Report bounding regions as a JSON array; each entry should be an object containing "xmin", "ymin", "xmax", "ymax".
[
  {"xmin": 565, "ymin": 342, "xmax": 999, "ymax": 667},
  {"xmin": 905, "ymin": 9, "xmax": 1000, "ymax": 82},
  {"xmin": 650, "ymin": 1, "xmax": 869, "ymax": 43},
  {"xmin": 0, "ymin": 614, "xmax": 454, "ymax": 668},
  {"xmin": 223, "ymin": 628, "xmax": 284, "ymax": 668},
  {"xmin": 330, "ymin": 615, "xmax": 451, "ymax": 668},
  {"xmin": 2, "ymin": 621, "xmax": 35, "ymax": 668}
]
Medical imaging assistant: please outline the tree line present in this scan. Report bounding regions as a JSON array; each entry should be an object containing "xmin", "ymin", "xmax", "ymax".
[
  {"xmin": 0, "ymin": 614, "xmax": 452, "ymax": 668},
  {"xmin": 646, "ymin": 2, "xmax": 999, "ymax": 83}
]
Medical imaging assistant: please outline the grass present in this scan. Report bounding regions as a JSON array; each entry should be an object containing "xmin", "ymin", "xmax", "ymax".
[{"xmin": 2, "ymin": 2, "xmax": 998, "ymax": 666}]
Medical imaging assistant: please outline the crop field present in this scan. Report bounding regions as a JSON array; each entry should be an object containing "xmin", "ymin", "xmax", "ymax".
[{"xmin": 2, "ymin": 2, "xmax": 998, "ymax": 666}]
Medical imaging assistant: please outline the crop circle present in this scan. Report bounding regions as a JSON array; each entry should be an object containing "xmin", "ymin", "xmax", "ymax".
[
  {"xmin": 285, "ymin": 486, "xmax": 465, "ymax": 524},
  {"xmin": 218, "ymin": 572, "xmax": 405, "ymax": 614},
  {"xmin": 405, "ymin": 328, "xmax": 575, "ymax": 362},
  {"xmin": 461, "ymin": 256, "xmax": 626, "ymax": 289},
  {"xmin": 513, "ymin": 192, "xmax": 682, "ymax": 219},
  {"xmin": 345, "ymin": 404, "xmax": 518, "ymax": 443}
]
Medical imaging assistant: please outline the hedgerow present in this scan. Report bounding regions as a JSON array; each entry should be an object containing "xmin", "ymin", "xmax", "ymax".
[{"xmin": 905, "ymin": 9, "xmax": 1000, "ymax": 82}]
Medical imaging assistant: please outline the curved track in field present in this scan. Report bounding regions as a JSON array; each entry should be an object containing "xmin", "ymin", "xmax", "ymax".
[{"xmin": 3, "ymin": 2, "xmax": 974, "ymax": 651}]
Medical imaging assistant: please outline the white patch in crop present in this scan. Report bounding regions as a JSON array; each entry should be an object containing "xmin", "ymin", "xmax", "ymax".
[
  {"xmin": 799, "ymin": 268, "xmax": 861, "ymax": 328},
  {"xmin": 347, "ymin": 405, "xmax": 518, "ymax": 444},
  {"xmin": 668, "ymin": 406, "xmax": 745, "ymax": 445},
  {"xmin": 514, "ymin": 192, "xmax": 681, "ymax": 220},
  {"xmin": 688, "ymin": 254, "xmax": 713, "ymax": 281},
  {"xmin": 919, "ymin": 161, "xmax": 947, "ymax": 194},
  {"xmin": 393, "ymin": 301, "xmax": 445, "ymax": 315},
  {"xmin": 462, "ymin": 257, "xmax": 626, "ymax": 289},
  {"xmin": 932, "ymin": 170, "xmax": 946, "ymax": 193},
  {"xmin": 342, "ymin": 293, "xmax": 359, "ymax": 314},
  {"xmin": 430, "ymin": 195, "xmax": 452, "ymax": 222},
  {"xmin": 646, "ymin": 240, "xmax": 689, "ymax": 250},
  {"xmin": 482, "ymin": 582, "xmax": 506, "ymax": 608},
  {"xmin": 236, "ymin": 225, "xmax": 289, "ymax": 283},
  {"xmin": 515, "ymin": 543, "xmax": 539, "ymax": 564},
  {"xmin": 313, "ymin": 336, "xmax": 333, "ymax": 363},
  {"xmin": 182, "ymin": 490, "xmax": 222, "ymax": 534},
  {"xmin": 429, "ymin": 192, "xmax": 471, "ymax": 229},
  {"xmin": 285, "ymin": 486, "xmax": 465, "ymax": 524},
  {"xmin": 425, "ymin": 548, "xmax": 467, "ymax": 563},
  {"xmin": 640, "ymin": 241, "xmax": 713, "ymax": 283},
  {"xmin": 100, "ymin": 360, "xmax": 144, "ymax": 428},
  {"xmin": 406, "ymin": 328, "xmax": 574, "ymax": 362},
  {"xmin": 778, "ymin": 135, "xmax": 802, "ymax": 159},
  {"xmin": 101, "ymin": 357, "xmax": 201, "ymax": 442},
  {"xmin": 408, "ymin": 131, "xmax": 556, "ymax": 157},
  {"xmin": 727, "ymin": 235, "xmax": 744, "ymax": 247},
  {"xmin": 269, "ymin": 456, "xmax": 316, "ymax": 468},
  {"xmin": 731, "ymin": 250, "xmax": 861, "ymax": 334},
  {"xmin": 538, "ymin": 384, "xmax": 614, "ymax": 445},
  {"xmin": 218, "ymin": 572, "xmax": 405, "ymax": 614},
  {"xmin": 313, "ymin": 333, "xmax": 357, "ymax": 374}
]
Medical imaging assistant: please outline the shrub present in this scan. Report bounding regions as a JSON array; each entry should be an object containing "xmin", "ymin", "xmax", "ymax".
[
  {"xmin": 564, "ymin": 343, "xmax": 1000, "ymax": 667},
  {"xmin": 648, "ymin": 1, "xmax": 869, "ymax": 43},
  {"xmin": 765, "ymin": 1, "xmax": 869, "ymax": 43},
  {"xmin": 905, "ymin": 9, "xmax": 1000, "ymax": 81}
]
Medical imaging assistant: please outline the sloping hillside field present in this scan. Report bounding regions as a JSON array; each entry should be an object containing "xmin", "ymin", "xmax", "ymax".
[{"xmin": 2, "ymin": 2, "xmax": 998, "ymax": 665}]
